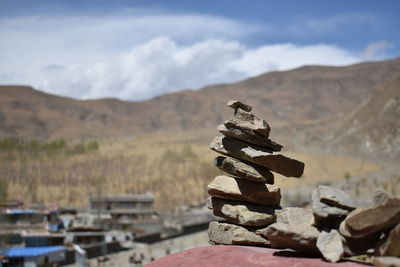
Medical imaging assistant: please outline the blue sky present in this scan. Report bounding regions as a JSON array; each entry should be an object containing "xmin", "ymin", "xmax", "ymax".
[{"xmin": 0, "ymin": 0, "xmax": 399, "ymax": 100}]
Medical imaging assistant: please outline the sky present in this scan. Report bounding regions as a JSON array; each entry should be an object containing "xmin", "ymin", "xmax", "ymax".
[{"xmin": 0, "ymin": 0, "xmax": 399, "ymax": 101}]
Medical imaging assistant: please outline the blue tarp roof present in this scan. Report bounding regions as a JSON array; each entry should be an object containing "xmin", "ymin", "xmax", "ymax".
[
  {"xmin": 1, "ymin": 246, "xmax": 66, "ymax": 257},
  {"xmin": 7, "ymin": 209, "xmax": 38, "ymax": 214}
]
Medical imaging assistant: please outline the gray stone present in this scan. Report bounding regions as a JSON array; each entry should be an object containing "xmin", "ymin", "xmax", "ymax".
[
  {"xmin": 312, "ymin": 189, "xmax": 349, "ymax": 223},
  {"xmin": 207, "ymin": 175, "xmax": 281, "ymax": 206},
  {"xmin": 376, "ymin": 223, "xmax": 400, "ymax": 257},
  {"xmin": 224, "ymin": 109, "xmax": 270, "ymax": 137},
  {"xmin": 276, "ymin": 207, "xmax": 315, "ymax": 227},
  {"xmin": 227, "ymin": 100, "xmax": 252, "ymax": 113},
  {"xmin": 316, "ymin": 185, "xmax": 356, "ymax": 211},
  {"xmin": 210, "ymin": 135, "xmax": 304, "ymax": 178},
  {"xmin": 208, "ymin": 221, "xmax": 269, "ymax": 246},
  {"xmin": 374, "ymin": 257, "xmax": 400, "ymax": 267},
  {"xmin": 346, "ymin": 198, "xmax": 400, "ymax": 238},
  {"xmin": 373, "ymin": 188, "xmax": 391, "ymax": 206},
  {"xmin": 217, "ymin": 124, "xmax": 282, "ymax": 151},
  {"xmin": 214, "ymin": 156, "xmax": 274, "ymax": 184},
  {"xmin": 316, "ymin": 230, "xmax": 344, "ymax": 263},
  {"xmin": 257, "ymin": 223, "xmax": 320, "ymax": 254},
  {"xmin": 210, "ymin": 197, "xmax": 277, "ymax": 227}
]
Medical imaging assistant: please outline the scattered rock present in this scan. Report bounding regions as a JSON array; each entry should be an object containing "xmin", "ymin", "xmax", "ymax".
[
  {"xmin": 214, "ymin": 156, "xmax": 274, "ymax": 184},
  {"xmin": 373, "ymin": 256, "xmax": 400, "ymax": 267},
  {"xmin": 210, "ymin": 135, "xmax": 304, "ymax": 178},
  {"xmin": 257, "ymin": 223, "xmax": 320, "ymax": 254},
  {"xmin": 316, "ymin": 230, "xmax": 344, "ymax": 263},
  {"xmin": 208, "ymin": 221, "xmax": 269, "ymax": 246},
  {"xmin": 376, "ymin": 223, "xmax": 400, "ymax": 257},
  {"xmin": 312, "ymin": 189, "xmax": 349, "ymax": 224},
  {"xmin": 224, "ymin": 109, "xmax": 270, "ymax": 137},
  {"xmin": 345, "ymin": 198, "xmax": 400, "ymax": 238},
  {"xmin": 207, "ymin": 175, "xmax": 281, "ymax": 206},
  {"xmin": 316, "ymin": 185, "xmax": 356, "ymax": 211},
  {"xmin": 227, "ymin": 100, "xmax": 252, "ymax": 113},
  {"xmin": 373, "ymin": 188, "xmax": 391, "ymax": 206},
  {"xmin": 217, "ymin": 124, "xmax": 282, "ymax": 151},
  {"xmin": 276, "ymin": 207, "xmax": 314, "ymax": 227},
  {"xmin": 210, "ymin": 197, "xmax": 277, "ymax": 226}
]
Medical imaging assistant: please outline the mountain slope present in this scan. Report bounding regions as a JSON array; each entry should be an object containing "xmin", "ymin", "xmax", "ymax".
[{"xmin": 0, "ymin": 58, "xmax": 400, "ymax": 139}]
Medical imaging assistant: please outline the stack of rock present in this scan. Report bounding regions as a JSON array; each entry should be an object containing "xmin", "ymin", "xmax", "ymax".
[
  {"xmin": 206, "ymin": 100, "xmax": 400, "ymax": 266},
  {"xmin": 207, "ymin": 100, "xmax": 305, "ymax": 247}
]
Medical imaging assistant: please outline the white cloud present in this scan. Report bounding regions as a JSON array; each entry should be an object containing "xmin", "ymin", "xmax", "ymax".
[
  {"xmin": 360, "ymin": 41, "xmax": 393, "ymax": 60},
  {"xmin": 0, "ymin": 11, "xmax": 380, "ymax": 101}
]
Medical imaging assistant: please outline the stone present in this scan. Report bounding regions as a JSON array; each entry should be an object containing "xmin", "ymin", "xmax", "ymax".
[
  {"xmin": 227, "ymin": 100, "xmax": 252, "ymax": 113},
  {"xmin": 316, "ymin": 230, "xmax": 344, "ymax": 263},
  {"xmin": 214, "ymin": 156, "xmax": 274, "ymax": 184},
  {"xmin": 257, "ymin": 223, "xmax": 320, "ymax": 254},
  {"xmin": 217, "ymin": 124, "xmax": 282, "ymax": 151},
  {"xmin": 376, "ymin": 223, "xmax": 400, "ymax": 257},
  {"xmin": 339, "ymin": 208, "xmax": 369, "ymax": 239},
  {"xmin": 207, "ymin": 175, "xmax": 281, "ymax": 206},
  {"xmin": 312, "ymin": 189, "xmax": 350, "ymax": 223},
  {"xmin": 208, "ymin": 221, "xmax": 269, "ymax": 246},
  {"xmin": 373, "ymin": 188, "xmax": 391, "ymax": 206},
  {"xmin": 210, "ymin": 135, "xmax": 305, "ymax": 178},
  {"xmin": 373, "ymin": 257, "xmax": 400, "ymax": 267},
  {"xmin": 225, "ymin": 109, "xmax": 270, "ymax": 137},
  {"xmin": 210, "ymin": 197, "xmax": 277, "ymax": 227},
  {"xmin": 316, "ymin": 185, "xmax": 356, "ymax": 211},
  {"xmin": 277, "ymin": 207, "xmax": 315, "ymax": 227},
  {"xmin": 345, "ymin": 198, "xmax": 400, "ymax": 237}
]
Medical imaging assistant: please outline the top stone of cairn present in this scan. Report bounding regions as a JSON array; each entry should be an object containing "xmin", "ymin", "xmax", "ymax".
[{"xmin": 227, "ymin": 100, "xmax": 252, "ymax": 114}]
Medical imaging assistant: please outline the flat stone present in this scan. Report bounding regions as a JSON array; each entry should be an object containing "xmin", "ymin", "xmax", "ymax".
[
  {"xmin": 316, "ymin": 185, "xmax": 356, "ymax": 211},
  {"xmin": 207, "ymin": 175, "xmax": 281, "ymax": 206},
  {"xmin": 373, "ymin": 188, "xmax": 391, "ymax": 206},
  {"xmin": 227, "ymin": 100, "xmax": 252, "ymax": 113},
  {"xmin": 210, "ymin": 197, "xmax": 277, "ymax": 227},
  {"xmin": 217, "ymin": 124, "xmax": 282, "ymax": 151},
  {"xmin": 225, "ymin": 109, "xmax": 270, "ymax": 137},
  {"xmin": 146, "ymin": 245, "xmax": 365, "ymax": 267},
  {"xmin": 376, "ymin": 223, "xmax": 400, "ymax": 257},
  {"xmin": 277, "ymin": 207, "xmax": 315, "ymax": 227},
  {"xmin": 373, "ymin": 256, "xmax": 400, "ymax": 267},
  {"xmin": 208, "ymin": 221, "xmax": 269, "ymax": 246},
  {"xmin": 312, "ymin": 189, "xmax": 349, "ymax": 223},
  {"xmin": 317, "ymin": 230, "xmax": 344, "ymax": 263},
  {"xmin": 210, "ymin": 135, "xmax": 305, "ymax": 178},
  {"xmin": 257, "ymin": 223, "xmax": 320, "ymax": 254},
  {"xmin": 346, "ymin": 198, "xmax": 400, "ymax": 237},
  {"xmin": 214, "ymin": 156, "xmax": 274, "ymax": 183}
]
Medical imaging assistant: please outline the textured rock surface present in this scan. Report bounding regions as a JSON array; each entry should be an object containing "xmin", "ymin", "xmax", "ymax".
[
  {"xmin": 317, "ymin": 230, "xmax": 344, "ymax": 263},
  {"xmin": 276, "ymin": 207, "xmax": 315, "ymax": 227},
  {"xmin": 373, "ymin": 256, "xmax": 400, "ymax": 267},
  {"xmin": 373, "ymin": 188, "xmax": 391, "ymax": 206},
  {"xmin": 257, "ymin": 223, "xmax": 320, "ymax": 254},
  {"xmin": 227, "ymin": 100, "xmax": 252, "ymax": 113},
  {"xmin": 210, "ymin": 135, "xmax": 304, "ymax": 177},
  {"xmin": 214, "ymin": 156, "xmax": 274, "ymax": 183},
  {"xmin": 207, "ymin": 175, "xmax": 281, "ymax": 206},
  {"xmin": 225, "ymin": 109, "xmax": 271, "ymax": 137},
  {"xmin": 376, "ymin": 223, "xmax": 400, "ymax": 257},
  {"xmin": 208, "ymin": 221, "xmax": 269, "ymax": 246},
  {"xmin": 217, "ymin": 124, "xmax": 282, "ymax": 151},
  {"xmin": 345, "ymin": 198, "xmax": 400, "ymax": 237},
  {"xmin": 316, "ymin": 185, "xmax": 356, "ymax": 211},
  {"xmin": 312, "ymin": 189, "xmax": 350, "ymax": 222},
  {"xmin": 210, "ymin": 197, "xmax": 277, "ymax": 226}
]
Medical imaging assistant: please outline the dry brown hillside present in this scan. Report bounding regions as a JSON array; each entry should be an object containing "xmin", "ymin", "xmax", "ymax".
[{"xmin": 0, "ymin": 58, "xmax": 399, "ymax": 140}]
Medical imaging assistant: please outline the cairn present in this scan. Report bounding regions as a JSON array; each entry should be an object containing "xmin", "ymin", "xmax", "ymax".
[
  {"xmin": 206, "ymin": 101, "xmax": 400, "ymax": 266},
  {"xmin": 207, "ymin": 100, "xmax": 305, "ymax": 247}
]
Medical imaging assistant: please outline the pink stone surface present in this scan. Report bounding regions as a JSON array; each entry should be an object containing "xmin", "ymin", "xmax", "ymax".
[{"xmin": 145, "ymin": 245, "xmax": 365, "ymax": 267}]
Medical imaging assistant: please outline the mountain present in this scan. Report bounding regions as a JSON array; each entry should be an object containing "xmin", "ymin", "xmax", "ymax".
[
  {"xmin": 325, "ymin": 75, "xmax": 400, "ymax": 158},
  {"xmin": 0, "ymin": 58, "xmax": 400, "ymax": 140}
]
